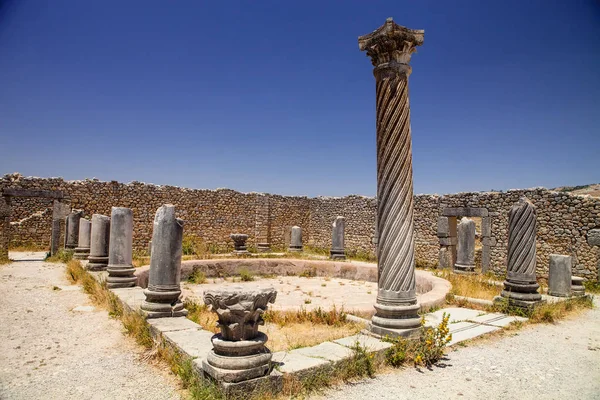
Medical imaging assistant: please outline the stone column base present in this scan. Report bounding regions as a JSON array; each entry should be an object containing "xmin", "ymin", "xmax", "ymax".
[
  {"xmin": 288, "ymin": 246, "xmax": 303, "ymax": 252},
  {"xmin": 257, "ymin": 243, "xmax": 271, "ymax": 253},
  {"xmin": 203, "ymin": 333, "xmax": 273, "ymax": 383},
  {"xmin": 369, "ymin": 302, "xmax": 421, "ymax": 338},
  {"xmin": 453, "ymin": 263, "xmax": 475, "ymax": 275},
  {"xmin": 86, "ymin": 255, "xmax": 108, "ymax": 271},
  {"xmin": 330, "ymin": 250, "xmax": 346, "ymax": 260},
  {"xmin": 232, "ymin": 250, "xmax": 251, "ymax": 256},
  {"xmin": 572, "ymin": 276, "xmax": 586, "ymax": 297},
  {"xmin": 494, "ymin": 279, "xmax": 543, "ymax": 310},
  {"xmin": 73, "ymin": 247, "xmax": 90, "ymax": 260},
  {"xmin": 106, "ymin": 264, "xmax": 137, "ymax": 288}
]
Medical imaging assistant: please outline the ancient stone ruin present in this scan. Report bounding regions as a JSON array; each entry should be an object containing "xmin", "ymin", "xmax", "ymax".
[
  {"xmin": 230, "ymin": 233, "xmax": 250, "ymax": 255},
  {"xmin": 289, "ymin": 226, "xmax": 303, "ymax": 252},
  {"xmin": 87, "ymin": 214, "xmax": 110, "ymax": 271},
  {"xmin": 454, "ymin": 217, "xmax": 476, "ymax": 274},
  {"xmin": 141, "ymin": 204, "xmax": 187, "ymax": 318},
  {"xmin": 73, "ymin": 218, "xmax": 91, "ymax": 260},
  {"xmin": 359, "ymin": 17, "xmax": 424, "ymax": 337},
  {"xmin": 202, "ymin": 287, "xmax": 277, "ymax": 383},
  {"xmin": 496, "ymin": 197, "xmax": 543, "ymax": 309},
  {"xmin": 330, "ymin": 216, "xmax": 346, "ymax": 260},
  {"xmin": 106, "ymin": 207, "xmax": 136, "ymax": 289}
]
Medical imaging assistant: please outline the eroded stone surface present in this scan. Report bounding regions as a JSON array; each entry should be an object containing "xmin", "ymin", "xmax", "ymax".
[
  {"xmin": 106, "ymin": 207, "xmax": 136, "ymax": 289},
  {"xmin": 548, "ymin": 254, "xmax": 572, "ymax": 297}
]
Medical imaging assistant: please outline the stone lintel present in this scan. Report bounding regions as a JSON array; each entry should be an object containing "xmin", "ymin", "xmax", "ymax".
[
  {"xmin": 2, "ymin": 188, "xmax": 64, "ymax": 199},
  {"xmin": 442, "ymin": 207, "xmax": 489, "ymax": 217}
]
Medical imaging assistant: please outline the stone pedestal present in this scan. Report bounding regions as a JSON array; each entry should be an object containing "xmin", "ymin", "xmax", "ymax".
[
  {"xmin": 141, "ymin": 205, "xmax": 187, "ymax": 318},
  {"xmin": 288, "ymin": 226, "xmax": 302, "ymax": 252},
  {"xmin": 87, "ymin": 214, "xmax": 110, "ymax": 271},
  {"xmin": 359, "ymin": 18, "xmax": 424, "ymax": 337},
  {"xmin": 495, "ymin": 197, "xmax": 543, "ymax": 309},
  {"xmin": 202, "ymin": 288, "xmax": 277, "ymax": 383},
  {"xmin": 230, "ymin": 233, "xmax": 250, "ymax": 255},
  {"xmin": 257, "ymin": 243, "xmax": 271, "ymax": 253},
  {"xmin": 64, "ymin": 210, "xmax": 83, "ymax": 250},
  {"xmin": 330, "ymin": 216, "xmax": 346, "ymax": 260},
  {"xmin": 548, "ymin": 254, "xmax": 572, "ymax": 297},
  {"xmin": 454, "ymin": 217, "xmax": 476, "ymax": 274},
  {"xmin": 74, "ymin": 219, "xmax": 92, "ymax": 260},
  {"xmin": 106, "ymin": 207, "xmax": 136, "ymax": 289},
  {"xmin": 571, "ymin": 276, "xmax": 586, "ymax": 297}
]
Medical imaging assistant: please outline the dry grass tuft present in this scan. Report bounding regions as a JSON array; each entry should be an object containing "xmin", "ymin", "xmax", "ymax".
[
  {"xmin": 435, "ymin": 269, "xmax": 502, "ymax": 300},
  {"xmin": 47, "ymin": 249, "xmax": 74, "ymax": 263}
]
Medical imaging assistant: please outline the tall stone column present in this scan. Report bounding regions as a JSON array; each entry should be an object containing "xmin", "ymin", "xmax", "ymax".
[
  {"xmin": 106, "ymin": 207, "xmax": 136, "ymax": 288},
  {"xmin": 496, "ymin": 197, "xmax": 542, "ymax": 309},
  {"xmin": 87, "ymin": 214, "xmax": 110, "ymax": 271},
  {"xmin": 454, "ymin": 217, "xmax": 476, "ymax": 274},
  {"xmin": 74, "ymin": 219, "xmax": 92, "ymax": 260},
  {"xmin": 330, "ymin": 216, "xmax": 346, "ymax": 260},
  {"xmin": 359, "ymin": 18, "xmax": 424, "ymax": 337},
  {"xmin": 141, "ymin": 205, "xmax": 186, "ymax": 318}
]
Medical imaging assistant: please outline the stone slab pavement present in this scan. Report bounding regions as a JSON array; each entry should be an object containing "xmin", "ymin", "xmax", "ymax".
[
  {"xmin": 0, "ymin": 254, "xmax": 183, "ymax": 400},
  {"xmin": 313, "ymin": 299, "xmax": 600, "ymax": 400}
]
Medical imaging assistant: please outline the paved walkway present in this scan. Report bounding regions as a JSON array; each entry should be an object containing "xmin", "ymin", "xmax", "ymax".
[
  {"xmin": 314, "ymin": 298, "xmax": 600, "ymax": 400},
  {"xmin": 0, "ymin": 253, "xmax": 182, "ymax": 400}
]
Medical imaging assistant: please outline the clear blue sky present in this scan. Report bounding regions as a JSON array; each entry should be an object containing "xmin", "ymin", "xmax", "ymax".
[{"xmin": 0, "ymin": 1, "xmax": 598, "ymax": 197}]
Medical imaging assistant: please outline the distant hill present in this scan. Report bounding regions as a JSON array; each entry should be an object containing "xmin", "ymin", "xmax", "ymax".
[{"xmin": 552, "ymin": 183, "xmax": 600, "ymax": 198}]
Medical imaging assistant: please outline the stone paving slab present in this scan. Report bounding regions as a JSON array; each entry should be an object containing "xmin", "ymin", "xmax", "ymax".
[
  {"xmin": 272, "ymin": 351, "xmax": 331, "ymax": 375},
  {"xmin": 469, "ymin": 313, "xmax": 527, "ymax": 327},
  {"xmin": 110, "ymin": 287, "xmax": 145, "ymax": 311},
  {"xmin": 148, "ymin": 316, "xmax": 202, "ymax": 333},
  {"xmin": 333, "ymin": 334, "xmax": 393, "ymax": 352},
  {"xmin": 290, "ymin": 341, "xmax": 354, "ymax": 362},
  {"xmin": 448, "ymin": 323, "xmax": 500, "ymax": 346},
  {"xmin": 162, "ymin": 329, "xmax": 215, "ymax": 360},
  {"xmin": 428, "ymin": 307, "xmax": 486, "ymax": 323}
]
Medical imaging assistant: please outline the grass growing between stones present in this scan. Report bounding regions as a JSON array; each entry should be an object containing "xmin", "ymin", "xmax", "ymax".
[
  {"xmin": 185, "ymin": 300, "xmax": 364, "ymax": 352},
  {"xmin": 46, "ymin": 249, "xmax": 73, "ymax": 263},
  {"xmin": 434, "ymin": 269, "xmax": 502, "ymax": 300},
  {"xmin": 494, "ymin": 295, "xmax": 594, "ymax": 323}
]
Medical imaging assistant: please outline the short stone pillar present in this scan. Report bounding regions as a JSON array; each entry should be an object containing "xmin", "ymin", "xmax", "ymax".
[
  {"xmin": 203, "ymin": 288, "xmax": 277, "ymax": 383},
  {"xmin": 141, "ymin": 205, "xmax": 187, "ymax": 318},
  {"xmin": 548, "ymin": 254, "xmax": 572, "ymax": 297},
  {"xmin": 64, "ymin": 210, "xmax": 83, "ymax": 249},
  {"xmin": 74, "ymin": 219, "xmax": 92, "ymax": 260},
  {"xmin": 106, "ymin": 207, "xmax": 136, "ymax": 289},
  {"xmin": 437, "ymin": 216, "xmax": 457, "ymax": 269},
  {"xmin": 50, "ymin": 200, "xmax": 70, "ymax": 256},
  {"xmin": 288, "ymin": 226, "xmax": 302, "ymax": 252},
  {"xmin": 454, "ymin": 217, "xmax": 476, "ymax": 274},
  {"xmin": 359, "ymin": 18, "xmax": 424, "ymax": 337},
  {"xmin": 330, "ymin": 216, "xmax": 346, "ymax": 260},
  {"xmin": 496, "ymin": 197, "xmax": 542, "ymax": 309},
  {"xmin": 571, "ymin": 276, "xmax": 586, "ymax": 297},
  {"xmin": 87, "ymin": 214, "xmax": 110, "ymax": 271},
  {"xmin": 230, "ymin": 233, "xmax": 250, "ymax": 255}
]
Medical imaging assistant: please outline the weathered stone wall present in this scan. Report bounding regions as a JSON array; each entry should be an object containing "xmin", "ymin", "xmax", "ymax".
[
  {"xmin": 308, "ymin": 196, "xmax": 377, "ymax": 255},
  {"xmin": 2, "ymin": 174, "xmax": 599, "ymax": 280}
]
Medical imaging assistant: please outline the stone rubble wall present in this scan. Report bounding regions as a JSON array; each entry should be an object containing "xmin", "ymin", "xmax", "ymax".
[{"xmin": 2, "ymin": 174, "xmax": 599, "ymax": 280}]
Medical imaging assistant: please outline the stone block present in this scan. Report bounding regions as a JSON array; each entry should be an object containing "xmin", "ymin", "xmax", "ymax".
[
  {"xmin": 289, "ymin": 341, "xmax": 353, "ymax": 363},
  {"xmin": 548, "ymin": 254, "xmax": 572, "ymax": 297},
  {"xmin": 333, "ymin": 334, "xmax": 392, "ymax": 352},
  {"xmin": 481, "ymin": 217, "xmax": 491, "ymax": 237},
  {"xmin": 439, "ymin": 236, "xmax": 457, "ymax": 246},
  {"xmin": 147, "ymin": 316, "xmax": 202, "ymax": 333},
  {"xmin": 427, "ymin": 307, "xmax": 484, "ymax": 323},
  {"xmin": 469, "ymin": 313, "xmax": 527, "ymax": 327},
  {"xmin": 588, "ymin": 229, "xmax": 600, "ymax": 246},
  {"xmin": 482, "ymin": 237, "xmax": 496, "ymax": 246},
  {"xmin": 442, "ymin": 207, "xmax": 488, "ymax": 217},
  {"xmin": 437, "ymin": 216, "xmax": 450, "ymax": 237},
  {"xmin": 447, "ymin": 323, "xmax": 500, "ymax": 346},
  {"xmin": 162, "ymin": 329, "xmax": 214, "ymax": 360},
  {"xmin": 271, "ymin": 351, "xmax": 330, "ymax": 376}
]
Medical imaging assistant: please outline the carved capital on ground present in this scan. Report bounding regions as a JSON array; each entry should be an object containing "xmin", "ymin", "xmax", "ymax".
[{"xmin": 204, "ymin": 288, "xmax": 277, "ymax": 341}]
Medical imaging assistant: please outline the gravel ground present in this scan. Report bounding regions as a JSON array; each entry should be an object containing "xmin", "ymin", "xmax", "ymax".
[
  {"xmin": 0, "ymin": 253, "xmax": 183, "ymax": 400},
  {"xmin": 314, "ymin": 298, "xmax": 600, "ymax": 400}
]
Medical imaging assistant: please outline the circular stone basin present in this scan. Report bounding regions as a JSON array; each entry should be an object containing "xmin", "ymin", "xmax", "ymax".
[{"xmin": 135, "ymin": 258, "xmax": 451, "ymax": 314}]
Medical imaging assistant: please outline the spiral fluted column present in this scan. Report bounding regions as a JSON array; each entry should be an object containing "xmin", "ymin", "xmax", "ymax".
[
  {"xmin": 497, "ymin": 197, "xmax": 542, "ymax": 308},
  {"xmin": 359, "ymin": 18, "xmax": 424, "ymax": 337}
]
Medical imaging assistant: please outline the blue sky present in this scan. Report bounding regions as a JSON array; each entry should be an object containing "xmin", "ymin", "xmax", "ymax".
[{"xmin": 0, "ymin": 1, "xmax": 598, "ymax": 197}]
